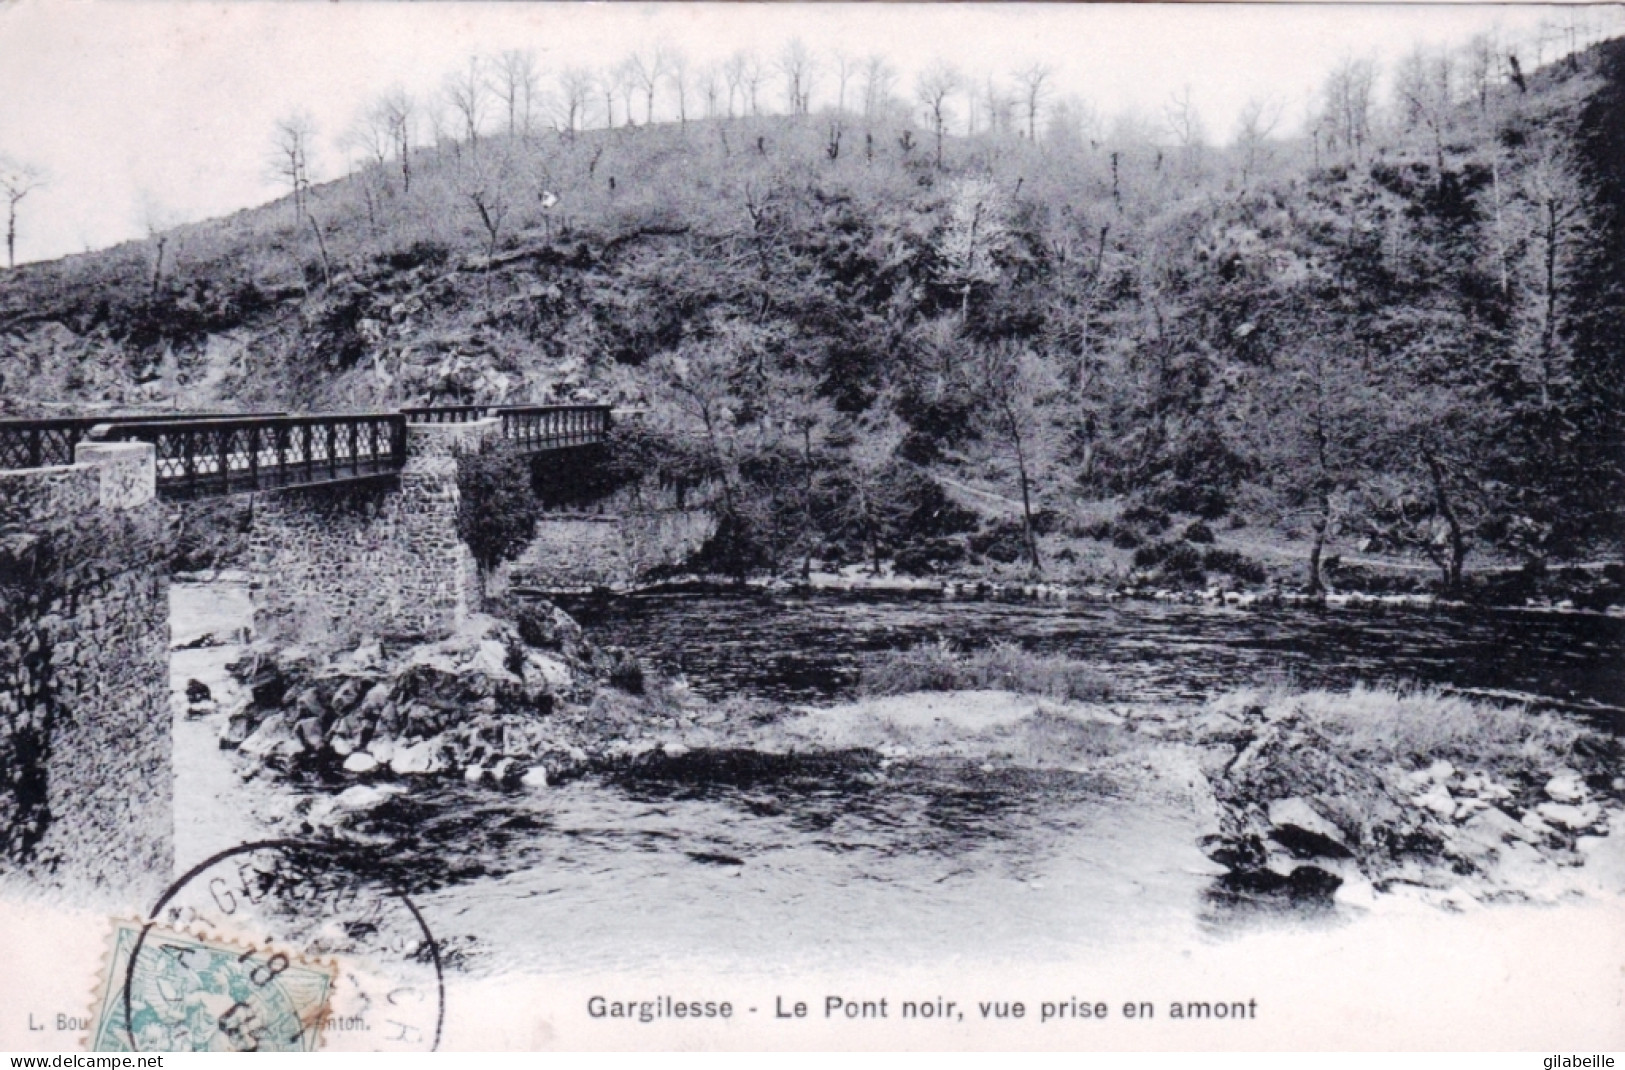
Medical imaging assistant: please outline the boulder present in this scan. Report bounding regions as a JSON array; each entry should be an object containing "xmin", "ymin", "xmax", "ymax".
[
  {"xmin": 342, "ymin": 751, "xmax": 380, "ymax": 774},
  {"xmin": 1267, "ymin": 797, "xmax": 1353, "ymax": 859},
  {"xmin": 328, "ymin": 783, "xmax": 402, "ymax": 815},
  {"xmin": 1536, "ymin": 801, "xmax": 1603, "ymax": 832},
  {"xmin": 491, "ymin": 758, "xmax": 520, "ymax": 786},
  {"xmin": 1462, "ymin": 806, "xmax": 1537, "ymax": 845},
  {"xmin": 295, "ymin": 716, "xmax": 325, "ymax": 751},
  {"xmin": 294, "ymin": 687, "xmax": 324, "ymax": 721},
  {"xmin": 328, "ymin": 677, "xmax": 367, "ymax": 715},
  {"xmin": 219, "ymin": 712, "xmax": 255, "ymax": 749},
  {"xmin": 1413, "ymin": 783, "xmax": 1457, "ymax": 819},
  {"xmin": 389, "ymin": 740, "xmax": 445, "ymax": 776},
  {"xmin": 239, "ymin": 713, "xmax": 296, "ymax": 759},
  {"xmin": 186, "ymin": 699, "xmax": 219, "ymax": 720},
  {"xmin": 520, "ymin": 765, "xmax": 549, "ymax": 789},
  {"xmin": 185, "ymin": 679, "xmax": 212, "ymax": 704},
  {"xmin": 355, "ymin": 682, "xmax": 391, "ymax": 716},
  {"xmin": 1544, "ymin": 774, "xmax": 1587, "ymax": 805},
  {"xmin": 464, "ymin": 765, "xmax": 489, "ymax": 785}
]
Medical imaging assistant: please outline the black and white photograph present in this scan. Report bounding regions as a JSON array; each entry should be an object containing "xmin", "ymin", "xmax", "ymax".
[{"xmin": 1, "ymin": 0, "xmax": 1623, "ymax": 1052}]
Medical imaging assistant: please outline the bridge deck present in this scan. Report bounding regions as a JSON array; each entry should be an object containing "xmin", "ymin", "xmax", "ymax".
[{"xmin": 0, "ymin": 403, "xmax": 611, "ymax": 500}]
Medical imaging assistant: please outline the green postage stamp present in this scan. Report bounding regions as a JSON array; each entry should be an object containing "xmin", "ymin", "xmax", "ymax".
[{"xmin": 88, "ymin": 920, "xmax": 335, "ymax": 1052}]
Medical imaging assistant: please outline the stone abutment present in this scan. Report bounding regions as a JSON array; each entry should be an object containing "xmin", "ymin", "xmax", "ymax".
[
  {"xmin": 0, "ymin": 441, "xmax": 172, "ymax": 904},
  {"xmin": 248, "ymin": 420, "xmax": 493, "ymax": 644}
]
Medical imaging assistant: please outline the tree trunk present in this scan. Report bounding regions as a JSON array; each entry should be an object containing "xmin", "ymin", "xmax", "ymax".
[
  {"xmin": 1012, "ymin": 429, "xmax": 1042, "ymax": 577},
  {"xmin": 1306, "ymin": 512, "xmax": 1327, "ymax": 595},
  {"xmin": 801, "ymin": 425, "xmax": 815, "ymax": 581},
  {"xmin": 1424, "ymin": 450, "xmax": 1467, "ymax": 591},
  {"xmin": 1540, "ymin": 204, "xmax": 1559, "ymax": 406}
]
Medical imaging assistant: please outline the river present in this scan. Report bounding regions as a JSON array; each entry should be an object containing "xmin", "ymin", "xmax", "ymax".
[
  {"xmin": 556, "ymin": 587, "xmax": 1625, "ymax": 718},
  {"xmin": 171, "ymin": 583, "xmax": 1625, "ymax": 980}
]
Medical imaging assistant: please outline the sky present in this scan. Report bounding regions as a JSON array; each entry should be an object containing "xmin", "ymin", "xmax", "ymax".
[{"xmin": 0, "ymin": 0, "xmax": 1616, "ymax": 265}]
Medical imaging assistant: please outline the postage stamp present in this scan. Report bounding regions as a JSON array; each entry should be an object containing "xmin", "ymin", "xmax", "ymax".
[{"xmin": 88, "ymin": 920, "xmax": 335, "ymax": 1052}]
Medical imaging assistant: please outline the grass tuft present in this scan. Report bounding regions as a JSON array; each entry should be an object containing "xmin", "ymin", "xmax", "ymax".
[
  {"xmin": 1208, "ymin": 683, "xmax": 1585, "ymax": 768},
  {"xmin": 860, "ymin": 640, "xmax": 1114, "ymax": 703}
]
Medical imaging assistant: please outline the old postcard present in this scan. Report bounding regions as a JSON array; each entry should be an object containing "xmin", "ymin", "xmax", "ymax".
[{"xmin": 2, "ymin": 0, "xmax": 1623, "ymax": 1052}]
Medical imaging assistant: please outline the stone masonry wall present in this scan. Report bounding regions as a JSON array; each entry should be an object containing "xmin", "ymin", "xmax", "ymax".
[
  {"xmin": 505, "ymin": 508, "xmax": 716, "ymax": 590},
  {"xmin": 0, "ymin": 443, "xmax": 172, "ymax": 906},
  {"xmin": 249, "ymin": 421, "xmax": 489, "ymax": 644}
]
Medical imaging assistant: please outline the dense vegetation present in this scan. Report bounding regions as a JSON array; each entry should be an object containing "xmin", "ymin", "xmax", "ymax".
[{"xmin": 2, "ymin": 34, "xmax": 1622, "ymax": 592}]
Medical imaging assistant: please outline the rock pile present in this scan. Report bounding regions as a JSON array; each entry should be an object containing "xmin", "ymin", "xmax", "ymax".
[
  {"xmin": 1190, "ymin": 699, "xmax": 1619, "ymax": 902},
  {"xmin": 223, "ymin": 611, "xmax": 599, "ymax": 785}
]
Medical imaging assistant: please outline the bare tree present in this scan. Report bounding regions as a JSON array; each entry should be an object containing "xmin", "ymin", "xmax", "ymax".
[
  {"xmin": 1163, "ymin": 84, "xmax": 1207, "ymax": 176},
  {"xmin": 723, "ymin": 52, "xmax": 748, "ymax": 118},
  {"xmin": 380, "ymin": 88, "xmax": 416, "ymax": 191},
  {"xmin": 270, "ymin": 111, "xmax": 316, "ymax": 222},
  {"xmin": 1234, "ymin": 95, "xmax": 1282, "ymax": 185},
  {"xmin": 595, "ymin": 67, "xmax": 619, "ymax": 129},
  {"xmin": 743, "ymin": 52, "xmax": 768, "ymax": 116},
  {"xmin": 667, "ymin": 48, "xmax": 691, "ymax": 125},
  {"xmin": 778, "ymin": 38, "xmax": 819, "ymax": 115},
  {"xmin": 1392, "ymin": 46, "xmax": 1454, "ymax": 170},
  {"xmin": 1014, "ymin": 62, "xmax": 1051, "ymax": 142},
  {"xmin": 973, "ymin": 343, "xmax": 1062, "ymax": 576},
  {"xmin": 831, "ymin": 49, "xmax": 854, "ymax": 114},
  {"xmin": 1461, "ymin": 31, "xmax": 1500, "ymax": 115},
  {"xmin": 615, "ymin": 58, "xmax": 643, "ymax": 126},
  {"xmin": 628, "ymin": 47, "xmax": 670, "ymax": 124},
  {"xmin": 860, "ymin": 55, "xmax": 898, "ymax": 120},
  {"xmin": 1512, "ymin": 138, "xmax": 1595, "ymax": 406},
  {"xmin": 1, "ymin": 157, "xmax": 43, "ymax": 269},
  {"xmin": 1320, "ymin": 56, "xmax": 1377, "ymax": 162},
  {"xmin": 698, "ymin": 62, "xmax": 723, "ymax": 120},
  {"xmin": 489, "ymin": 49, "xmax": 541, "ymax": 137},
  {"xmin": 556, "ymin": 67, "xmax": 594, "ymax": 135},
  {"xmin": 916, "ymin": 61, "xmax": 962, "ymax": 169},
  {"xmin": 343, "ymin": 100, "xmax": 393, "ymax": 172},
  {"xmin": 444, "ymin": 57, "xmax": 487, "ymax": 149},
  {"xmin": 979, "ymin": 74, "xmax": 1015, "ymax": 137}
]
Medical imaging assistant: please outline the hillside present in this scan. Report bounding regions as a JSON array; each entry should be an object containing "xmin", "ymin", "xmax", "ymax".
[{"xmin": 2, "ymin": 39, "xmax": 1623, "ymax": 594}]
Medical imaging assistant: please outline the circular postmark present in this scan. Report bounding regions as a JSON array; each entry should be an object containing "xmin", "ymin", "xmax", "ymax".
[{"xmin": 90, "ymin": 839, "xmax": 444, "ymax": 1052}]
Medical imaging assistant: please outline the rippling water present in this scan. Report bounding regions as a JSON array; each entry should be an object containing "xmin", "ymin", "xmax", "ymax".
[
  {"xmin": 559, "ymin": 588, "xmax": 1625, "ymax": 719},
  {"xmin": 376, "ymin": 756, "xmax": 1227, "ymax": 973},
  {"xmin": 244, "ymin": 588, "xmax": 1621, "ymax": 972}
]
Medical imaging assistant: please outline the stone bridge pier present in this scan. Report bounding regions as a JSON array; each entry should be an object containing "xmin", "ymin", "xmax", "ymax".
[
  {"xmin": 0, "ymin": 440, "xmax": 171, "ymax": 904},
  {"xmin": 248, "ymin": 419, "xmax": 497, "ymax": 645}
]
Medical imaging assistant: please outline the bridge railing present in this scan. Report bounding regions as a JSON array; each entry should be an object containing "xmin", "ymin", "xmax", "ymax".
[
  {"xmin": 91, "ymin": 414, "xmax": 406, "ymax": 500},
  {"xmin": 498, "ymin": 404, "xmax": 613, "ymax": 452},
  {"xmin": 4, "ymin": 404, "xmax": 613, "ymax": 498},
  {"xmin": 0, "ymin": 412, "xmax": 288, "ymax": 471},
  {"xmin": 401, "ymin": 405, "xmax": 491, "ymax": 424}
]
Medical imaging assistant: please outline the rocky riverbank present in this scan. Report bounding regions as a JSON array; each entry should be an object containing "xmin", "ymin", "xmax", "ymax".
[{"xmin": 1177, "ymin": 686, "xmax": 1625, "ymax": 907}]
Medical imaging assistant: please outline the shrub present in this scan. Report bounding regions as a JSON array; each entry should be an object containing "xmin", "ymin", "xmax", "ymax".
[
  {"xmin": 456, "ymin": 438, "xmax": 540, "ymax": 578},
  {"xmin": 605, "ymin": 649, "xmax": 646, "ymax": 695},
  {"xmin": 1110, "ymin": 525, "xmax": 1144, "ymax": 550},
  {"xmin": 893, "ymin": 536, "xmax": 968, "ymax": 576},
  {"xmin": 1182, "ymin": 520, "xmax": 1215, "ymax": 544},
  {"xmin": 859, "ymin": 640, "xmax": 1113, "ymax": 702},
  {"xmin": 1134, "ymin": 540, "xmax": 1205, "ymax": 582},
  {"xmin": 1120, "ymin": 502, "xmax": 1171, "ymax": 533},
  {"xmin": 1202, "ymin": 548, "xmax": 1268, "ymax": 584},
  {"xmin": 969, "ymin": 519, "xmax": 1029, "ymax": 564}
]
